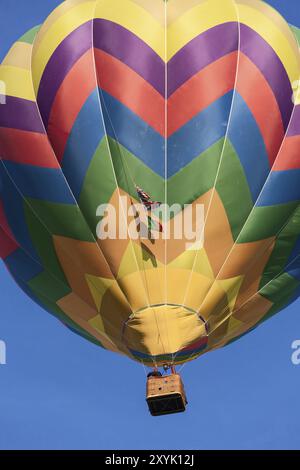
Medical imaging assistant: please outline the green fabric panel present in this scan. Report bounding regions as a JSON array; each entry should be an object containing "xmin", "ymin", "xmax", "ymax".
[
  {"xmin": 237, "ymin": 202, "xmax": 299, "ymax": 243},
  {"xmin": 26, "ymin": 198, "xmax": 95, "ymax": 242},
  {"xmin": 168, "ymin": 138, "xmax": 253, "ymax": 236},
  {"xmin": 259, "ymin": 273, "xmax": 300, "ymax": 315},
  {"xmin": 108, "ymin": 137, "xmax": 165, "ymax": 201},
  {"xmin": 260, "ymin": 205, "xmax": 300, "ymax": 288},
  {"xmin": 28, "ymin": 271, "xmax": 71, "ymax": 304},
  {"xmin": 258, "ymin": 297, "xmax": 297, "ymax": 327},
  {"xmin": 18, "ymin": 25, "xmax": 41, "ymax": 44},
  {"xmin": 215, "ymin": 139, "xmax": 253, "ymax": 240},
  {"xmin": 167, "ymin": 139, "xmax": 224, "ymax": 207},
  {"xmin": 79, "ymin": 137, "xmax": 165, "ymax": 231},
  {"xmin": 24, "ymin": 201, "xmax": 70, "ymax": 287},
  {"xmin": 255, "ymin": 272, "xmax": 299, "ymax": 328},
  {"xmin": 79, "ymin": 138, "xmax": 117, "ymax": 231}
]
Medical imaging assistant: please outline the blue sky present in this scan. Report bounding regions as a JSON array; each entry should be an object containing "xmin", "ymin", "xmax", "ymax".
[{"xmin": 0, "ymin": 0, "xmax": 300, "ymax": 450}]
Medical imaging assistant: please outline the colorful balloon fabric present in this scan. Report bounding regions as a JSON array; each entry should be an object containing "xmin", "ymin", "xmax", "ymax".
[{"xmin": 1, "ymin": 0, "xmax": 300, "ymax": 366}]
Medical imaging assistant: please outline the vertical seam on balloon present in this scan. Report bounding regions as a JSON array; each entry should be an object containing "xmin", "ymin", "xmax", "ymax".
[
  {"xmin": 163, "ymin": 0, "xmax": 173, "ymax": 364},
  {"xmin": 164, "ymin": 0, "xmax": 168, "ymax": 306},
  {"xmin": 179, "ymin": 1, "xmax": 241, "ymax": 319},
  {"xmin": 174, "ymin": 0, "xmax": 242, "ymax": 367},
  {"xmin": 91, "ymin": 0, "xmax": 168, "ymax": 362}
]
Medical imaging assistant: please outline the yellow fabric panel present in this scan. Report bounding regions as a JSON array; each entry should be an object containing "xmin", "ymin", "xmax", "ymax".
[
  {"xmin": 167, "ymin": 0, "xmax": 208, "ymax": 26},
  {"xmin": 87, "ymin": 277, "xmax": 135, "ymax": 350},
  {"xmin": 124, "ymin": 305, "xmax": 206, "ymax": 357},
  {"xmin": 57, "ymin": 292, "xmax": 121, "ymax": 352},
  {"xmin": 121, "ymin": 246, "xmax": 167, "ymax": 306},
  {"xmin": 167, "ymin": 0, "xmax": 238, "ymax": 60},
  {"xmin": 183, "ymin": 274, "xmax": 214, "ymax": 312},
  {"xmin": 2, "ymin": 42, "xmax": 32, "ymax": 70},
  {"xmin": 0, "ymin": 66, "xmax": 35, "ymax": 100},
  {"xmin": 116, "ymin": 267, "xmax": 214, "ymax": 313},
  {"xmin": 208, "ymin": 293, "xmax": 272, "ymax": 350},
  {"xmin": 32, "ymin": 0, "xmax": 94, "ymax": 52},
  {"xmin": 116, "ymin": 271, "xmax": 151, "ymax": 312},
  {"xmin": 116, "ymin": 243, "xmax": 164, "ymax": 307},
  {"xmin": 199, "ymin": 275, "xmax": 246, "ymax": 328},
  {"xmin": 89, "ymin": 314, "xmax": 106, "ymax": 335},
  {"xmin": 168, "ymin": 248, "xmax": 214, "ymax": 279},
  {"xmin": 194, "ymin": 280, "xmax": 230, "ymax": 320},
  {"xmin": 117, "ymin": 242, "xmax": 163, "ymax": 279},
  {"xmin": 131, "ymin": 0, "xmax": 165, "ymax": 25},
  {"xmin": 293, "ymin": 87, "xmax": 300, "ymax": 106},
  {"xmin": 93, "ymin": 0, "xmax": 164, "ymax": 57},
  {"xmin": 227, "ymin": 315, "xmax": 245, "ymax": 334},
  {"xmin": 85, "ymin": 274, "xmax": 115, "ymax": 311},
  {"xmin": 53, "ymin": 235, "xmax": 114, "ymax": 309},
  {"xmin": 32, "ymin": 1, "xmax": 97, "ymax": 90},
  {"xmin": 218, "ymin": 276, "xmax": 244, "ymax": 314},
  {"xmin": 165, "ymin": 269, "xmax": 212, "ymax": 309}
]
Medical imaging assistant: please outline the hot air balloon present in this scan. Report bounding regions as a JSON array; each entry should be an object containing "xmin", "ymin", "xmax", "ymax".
[{"xmin": 1, "ymin": 0, "xmax": 300, "ymax": 416}]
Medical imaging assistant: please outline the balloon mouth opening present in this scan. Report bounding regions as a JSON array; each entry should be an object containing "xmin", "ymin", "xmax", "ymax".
[{"xmin": 122, "ymin": 304, "xmax": 208, "ymax": 365}]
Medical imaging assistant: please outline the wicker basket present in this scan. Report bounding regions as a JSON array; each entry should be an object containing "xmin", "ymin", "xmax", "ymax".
[{"xmin": 146, "ymin": 373, "xmax": 187, "ymax": 416}]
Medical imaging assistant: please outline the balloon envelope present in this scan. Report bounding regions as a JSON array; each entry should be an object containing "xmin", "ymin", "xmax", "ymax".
[{"xmin": 1, "ymin": 0, "xmax": 300, "ymax": 366}]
